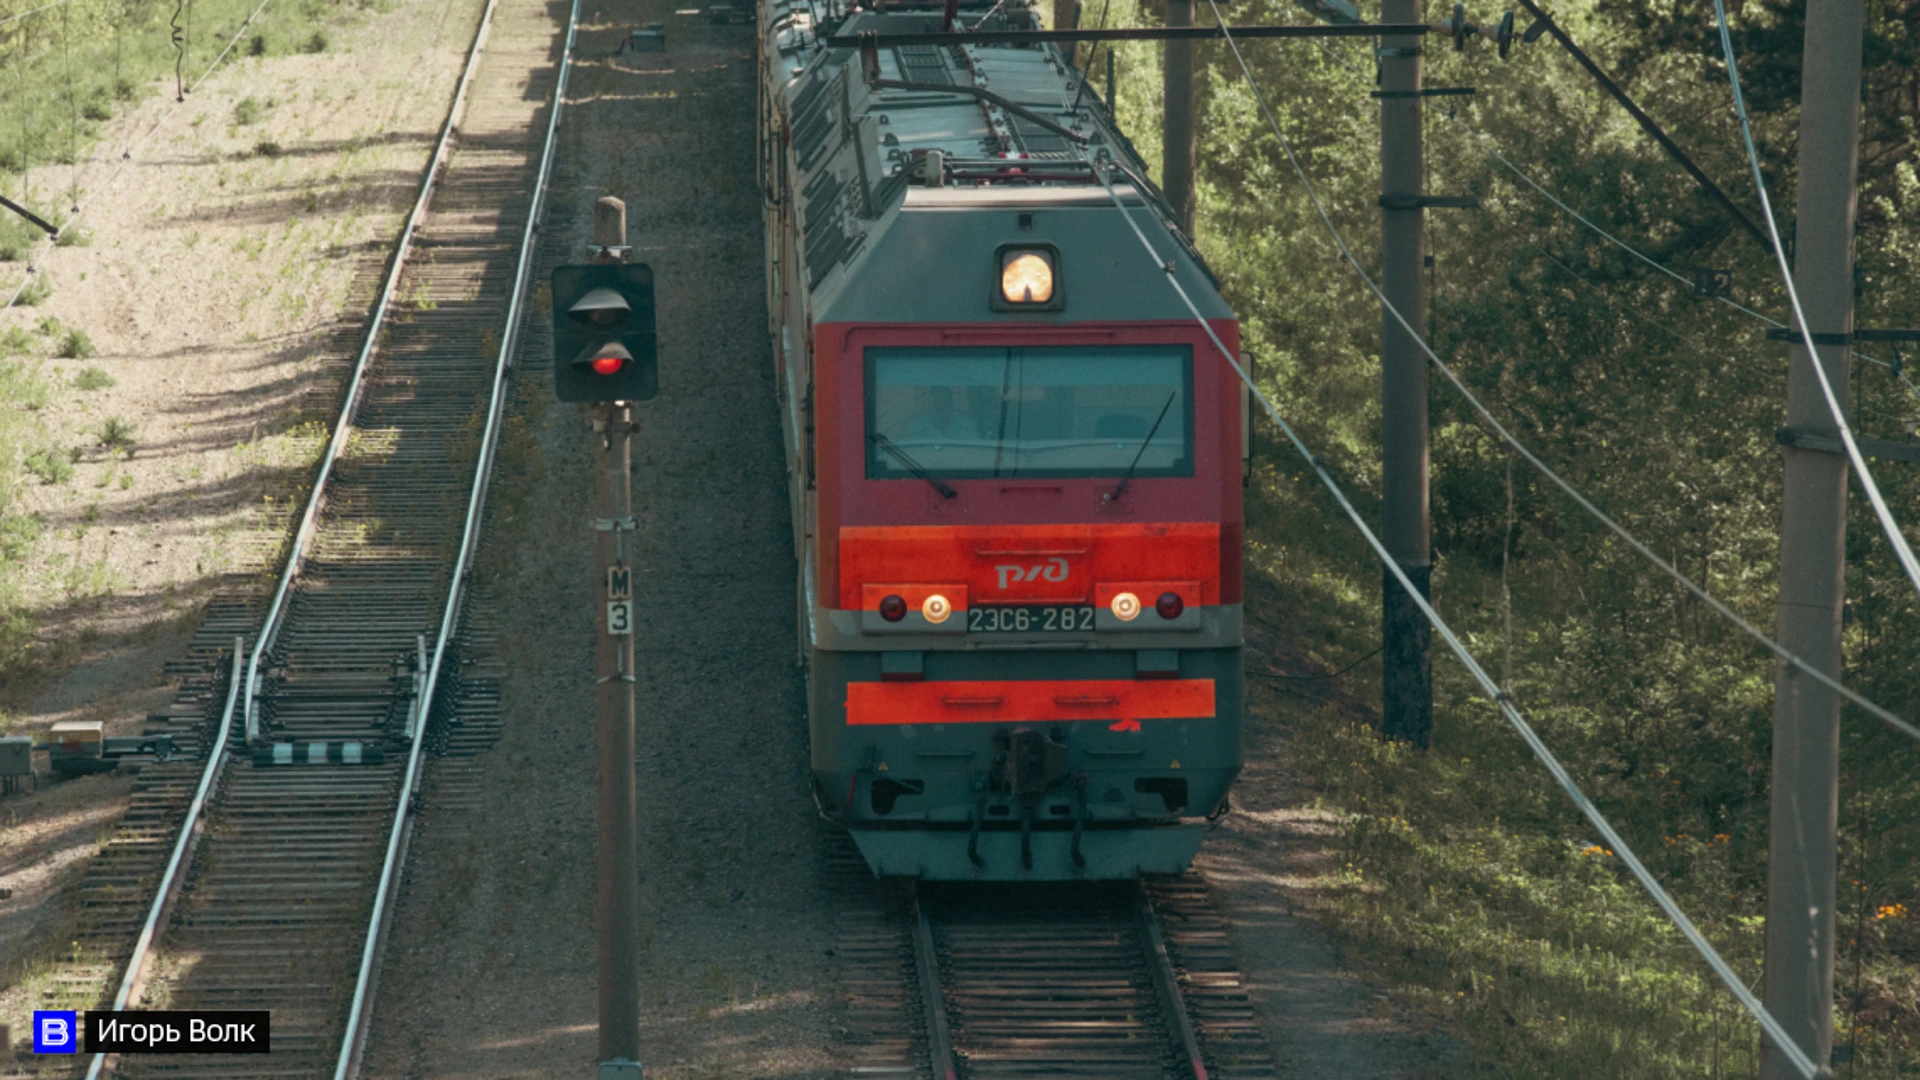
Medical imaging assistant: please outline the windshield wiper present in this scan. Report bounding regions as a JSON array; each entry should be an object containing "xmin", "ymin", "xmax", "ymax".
[
  {"xmin": 870, "ymin": 432, "xmax": 958, "ymax": 499},
  {"xmin": 1109, "ymin": 391, "xmax": 1178, "ymax": 502}
]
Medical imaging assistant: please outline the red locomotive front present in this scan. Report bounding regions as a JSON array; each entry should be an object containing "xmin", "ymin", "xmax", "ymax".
[{"xmin": 762, "ymin": 0, "xmax": 1246, "ymax": 878}]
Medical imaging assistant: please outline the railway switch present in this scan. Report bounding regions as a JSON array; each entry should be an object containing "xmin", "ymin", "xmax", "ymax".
[{"xmin": 551, "ymin": 264, "xmax": 658, "ymax": 403}]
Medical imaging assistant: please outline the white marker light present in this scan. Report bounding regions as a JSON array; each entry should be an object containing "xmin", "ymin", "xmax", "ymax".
[
  {"xmin": 1110, "ymin": 591, "xmax": 1141, "ymax": 621},
  {"xmin": 922, "ymin": 594, "xmax": 952, "ymax": 624}
]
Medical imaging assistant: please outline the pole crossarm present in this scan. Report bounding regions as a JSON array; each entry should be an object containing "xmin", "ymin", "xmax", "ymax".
[
  {"xmin": 0, "ymin": 195, "xmax": 57, "ymax": 236},
  {"xmin": 825, "ymin": 21, "xmax": 1430, "ymax": 45},
  {"xmin": 1512, "ymin": 0, "xmax": 1775, "ymax": 257}
]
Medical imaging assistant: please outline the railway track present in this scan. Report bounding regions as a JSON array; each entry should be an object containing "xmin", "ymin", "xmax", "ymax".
[
  {"xmin": 0, "ymin": 0, "xmax": 578, "ymax": 1075},
  {"xmin": 834, "ymin": 849, "xmax": 1277, "ymax": 1080}
]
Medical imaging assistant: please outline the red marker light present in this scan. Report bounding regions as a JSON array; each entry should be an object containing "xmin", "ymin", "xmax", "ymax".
[
  {"xmin": 879, "ymin": 594, "xmax": 908, "ymax": 622},
  {"xmin": 590, "ymin": 352, "xmax": 625, "ymax": 375},
  {"xmin": 1155, "ymin": 591, "xmax": 1184, "ymax": 620}
]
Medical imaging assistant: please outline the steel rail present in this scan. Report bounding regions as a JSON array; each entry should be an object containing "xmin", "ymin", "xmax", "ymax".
[
  {"xmin": 242, "ymin": 0, "xmax": 505, "ymax": 745},
  {"xmin": 908, "ymin": 889, "xmax": 960, "ymax": 1080},
  {"xmin": 79, "ymin": 2, "xmax": 505, "ymax": 1071},
  {"xmin": 81, "ymin": 639, "xmax": 245, "ymax": 1080},
  {"xmin": 330, "ymin": 0, "xmax": 580, "ymax": 1071},
  {"xmin": 1137, "ymin": 885, "xmax": 1210, "ymax": 1080}
]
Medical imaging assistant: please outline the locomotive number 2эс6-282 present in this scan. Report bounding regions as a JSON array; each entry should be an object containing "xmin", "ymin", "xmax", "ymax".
[{"xmin": 759, "ymin": 0, "xmax": 1250, "ymax": 879}]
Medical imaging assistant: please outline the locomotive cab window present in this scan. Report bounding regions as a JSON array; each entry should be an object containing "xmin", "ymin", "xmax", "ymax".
[{"xmin": 866, "ymin": 346, "xmax": 1193, "ymax": 480}]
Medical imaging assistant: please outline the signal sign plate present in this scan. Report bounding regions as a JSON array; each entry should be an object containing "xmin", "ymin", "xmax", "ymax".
[
  {"xmin": 607, "ymin": 601, "xmax": 633, "ymax": 636},
  {"xmin": 607, "ymin": 566, "xmax": 632, "ymax": 601}
]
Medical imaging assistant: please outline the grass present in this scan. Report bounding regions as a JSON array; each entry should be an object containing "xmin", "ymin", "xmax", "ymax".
[
  {"xmin": 23, "ymin": 448, "xmax": 73, "ymax": 485},
  {"xmin": 55, "ymin": 329, "xmax": 95, "ymax": 360},
  {"xmin": 1236, "ymin": 455, "xmax": 1783, "ymax": 1078},
  {"xmin": 0, "ymin": 216, "xmax": 38, "ymax": 262},
  {"xmin": 95, "ymin": 416, "xmax": 136, "ymax": 453},
  {"xmin": 71, "ymin": 365, "xmax": 114, "ymax": 390},
  {"xmin": 15, "ymin": 274, "xmax": 51, "ymax": 306},
  {"xmin": 0, "ymin": 362, "xmax": 50, "ymax": 672}
]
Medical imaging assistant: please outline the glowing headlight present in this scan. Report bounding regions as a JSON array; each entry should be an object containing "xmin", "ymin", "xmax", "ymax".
[
  {"xmin": 922, "ymin": 594, "xmax": 952, "ymax": 624},
  {"xmin": 999, "ymin": 252, "xmax": 1054, "ymax": 304},
  {"xmin": 1110, "ymin": 591, "xmax": 1141, "ymax": 621}
]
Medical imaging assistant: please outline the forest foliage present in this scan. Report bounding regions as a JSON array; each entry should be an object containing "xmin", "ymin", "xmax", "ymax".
[{"xmin": 1091, "ymin": 0, "xmax": 1920, "ymax": 1073}]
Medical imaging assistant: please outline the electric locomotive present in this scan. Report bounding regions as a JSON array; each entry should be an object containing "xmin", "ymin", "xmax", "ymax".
[{"xmin": 759, "ymin": 0, "xmax": 1247, "ymax": 879}]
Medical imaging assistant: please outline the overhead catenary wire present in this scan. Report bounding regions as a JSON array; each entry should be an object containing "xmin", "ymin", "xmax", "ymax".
[
  {"xmin": 0, "ymin": 0, "xmax": 73, "ymax": 29},
  {"xmin": 1190, "ymin": 6, "xmax": 1920, "ymax": 747},
  {"xmin": 1708, "ymin": 0, "xmax": 1920, "ymax": 603},
  {"xmin": 1304, "ymin": 33, "xmax": 1920, "ymax": 400},
  {"xmin": 1090, "ymin": 12, "xmax": 1814, "ymax": 1071},
  {"xmin": 0, "ymin": 0, "xmax": 276, "ymax": 312},
  {"xmin": 1086, "ymin": 139, "xmax": 1821, "ymax": 1077}
]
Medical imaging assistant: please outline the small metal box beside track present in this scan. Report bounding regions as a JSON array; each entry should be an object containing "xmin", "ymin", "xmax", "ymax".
[
  {"xmin": 625, "ymin": 23, "xmax": 666, "ymax": 51},
  {"xmin": 0, "ymin": 736, "xmax": 31, "ymax": 778}
]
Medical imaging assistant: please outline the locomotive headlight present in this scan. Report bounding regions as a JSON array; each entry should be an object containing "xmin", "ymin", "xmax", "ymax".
[
  {"xmin": 1000, "ymin": 252, "xmax": 1054, "ymax": 304},
  {"xmin": 1110, "ymin": 591, "xmax": 1141, "ymax": 621},
  {"xmin": 922, "ymin": 593, "xmax": 952, "ymax": 624}
]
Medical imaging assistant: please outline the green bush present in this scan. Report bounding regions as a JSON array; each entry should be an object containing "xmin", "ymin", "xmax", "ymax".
[
  {"xmin": 254, "ymin": 140, "xmax": 283, "ymax": 158},
  {"xmin": 233, "ymin": 97, "xmax": 263, "ymax": 125},
  {"xmin": 81, "ymin": 102, "xmax": 111, "ymax": 122},
  {"xmin": 0, "ymin": 217, "xmax": 35, "ymax": 262},
  {"xmin": 56, "ymin": 329, "xmax": 96, "ymax": 360},
  {"xmin": 71, "ymin": 366, "xmax": 114, "ymax": 391},
  {"xmin": 0, "ymin": 327, "xmax": 33, "ymax": 357},
  {"xmin": 24, "ymin": 447, "xmax": 73, "ymax": 485},
  {"xmin": 96, "ymin": 416, "xmax": 135, "ymax": 453},
  {"xmin": 54, "ymin": 227, "xmax": 92, "ymax": 248},
  {"xmin": 16, "ymin": 274, "xmax": 52, "ymax": 306},
  {"xmin": 0, "ymin": 360, "xmax": 51, "ymax": 410},
  {"xmin": 300, "ymin": 31, "xmax": 329, "ymax": 54}
]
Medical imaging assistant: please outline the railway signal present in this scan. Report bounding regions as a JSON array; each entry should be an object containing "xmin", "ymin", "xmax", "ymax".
[{"xmin": 551, "ymin": 263, "xmax": 658, "ymax": 402}]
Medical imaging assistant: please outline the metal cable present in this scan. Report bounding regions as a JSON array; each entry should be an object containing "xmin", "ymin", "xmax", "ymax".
[
  {"xmin": 1190, "ymin": 7, "xmax": 1920, "ymax": 746},
  {"xmin": 1709, "ymin": 0, "xmax": 1920, "ymax": 602},
  {"xmin": 1200, "ymin": 7, "xmax": 1834, "ymax": 1071},
  {"xmin": 0, "ymin": 0, "xmax": 73, "ymax": 29},
  {"xmin": 1092, "ymin": 132, "xmax": 1815, "ymax": 1076},
  {"xmin": 61, "ymin": 2, "xmax": 76, "ymax": 210},
  {"xmin": 1254, "ymin": 645, "xmax": 1382, "ymax": 680},
  {"xmin": 1306, "ymin": 32, "xmax": 1919, "ymax": 398},
  {"xmin": 0, "ymin": 0, "xmax": 276, "ymax": 312}
]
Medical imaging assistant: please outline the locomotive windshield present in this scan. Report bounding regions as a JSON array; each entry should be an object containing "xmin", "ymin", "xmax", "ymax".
[{"xmin": 865, "ymin": 346, "xmax": 1194, "ymax": 480}]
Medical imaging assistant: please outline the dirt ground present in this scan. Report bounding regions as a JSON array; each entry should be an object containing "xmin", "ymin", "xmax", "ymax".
[
  {"xmin": 7, "ymin": 0, "xmax": 1498, "ymax": 1074},
  {"xmin": 362, "ymin": 5, "xmax": 1484, "ymax": 1080},
  {"xmin": 1200, "ymin": 589, "xmax": 1490, "ymax": 1077},
  {"xmin": 0, "ymin": 0, "xmax": 487, "ymax": 1031},
  {"xmin": 359, "ymin": 4, "xmax": 840, "ymax": 1078}
]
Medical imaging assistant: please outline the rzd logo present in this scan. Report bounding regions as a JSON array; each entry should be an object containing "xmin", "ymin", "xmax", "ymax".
[{"xmin": 996, "ymin": 557, "xmax": 1069, "ymax": 590}]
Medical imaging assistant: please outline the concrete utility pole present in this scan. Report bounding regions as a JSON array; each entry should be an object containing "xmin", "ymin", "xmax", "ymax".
[
  {"xmin": 1378, "ymin": 0, "xmax": 1431, "ymax": 747},
  {"xmin": 1162, "ymin": 0, "xmax": 1197, "ymax": 235},
  {"xmin": 1762, "ymin": 0, "xmax": 1863, "ymax": 1073},
  {"xmin": 590, "ymin": 196, "xmax": 644, "ymax": 1079}
]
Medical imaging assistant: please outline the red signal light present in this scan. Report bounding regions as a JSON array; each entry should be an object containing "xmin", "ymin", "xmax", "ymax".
[
  {"xmin": 1155, "ymin": 592, "xmax": 1184, "ymax": 620},
  {"xmin": 879, "ymin": 594, "xmax": 908, "ymax": 622},
  {"xmin": 590, "ymin": 351, "xmax": 625, "ymax": 375}
]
